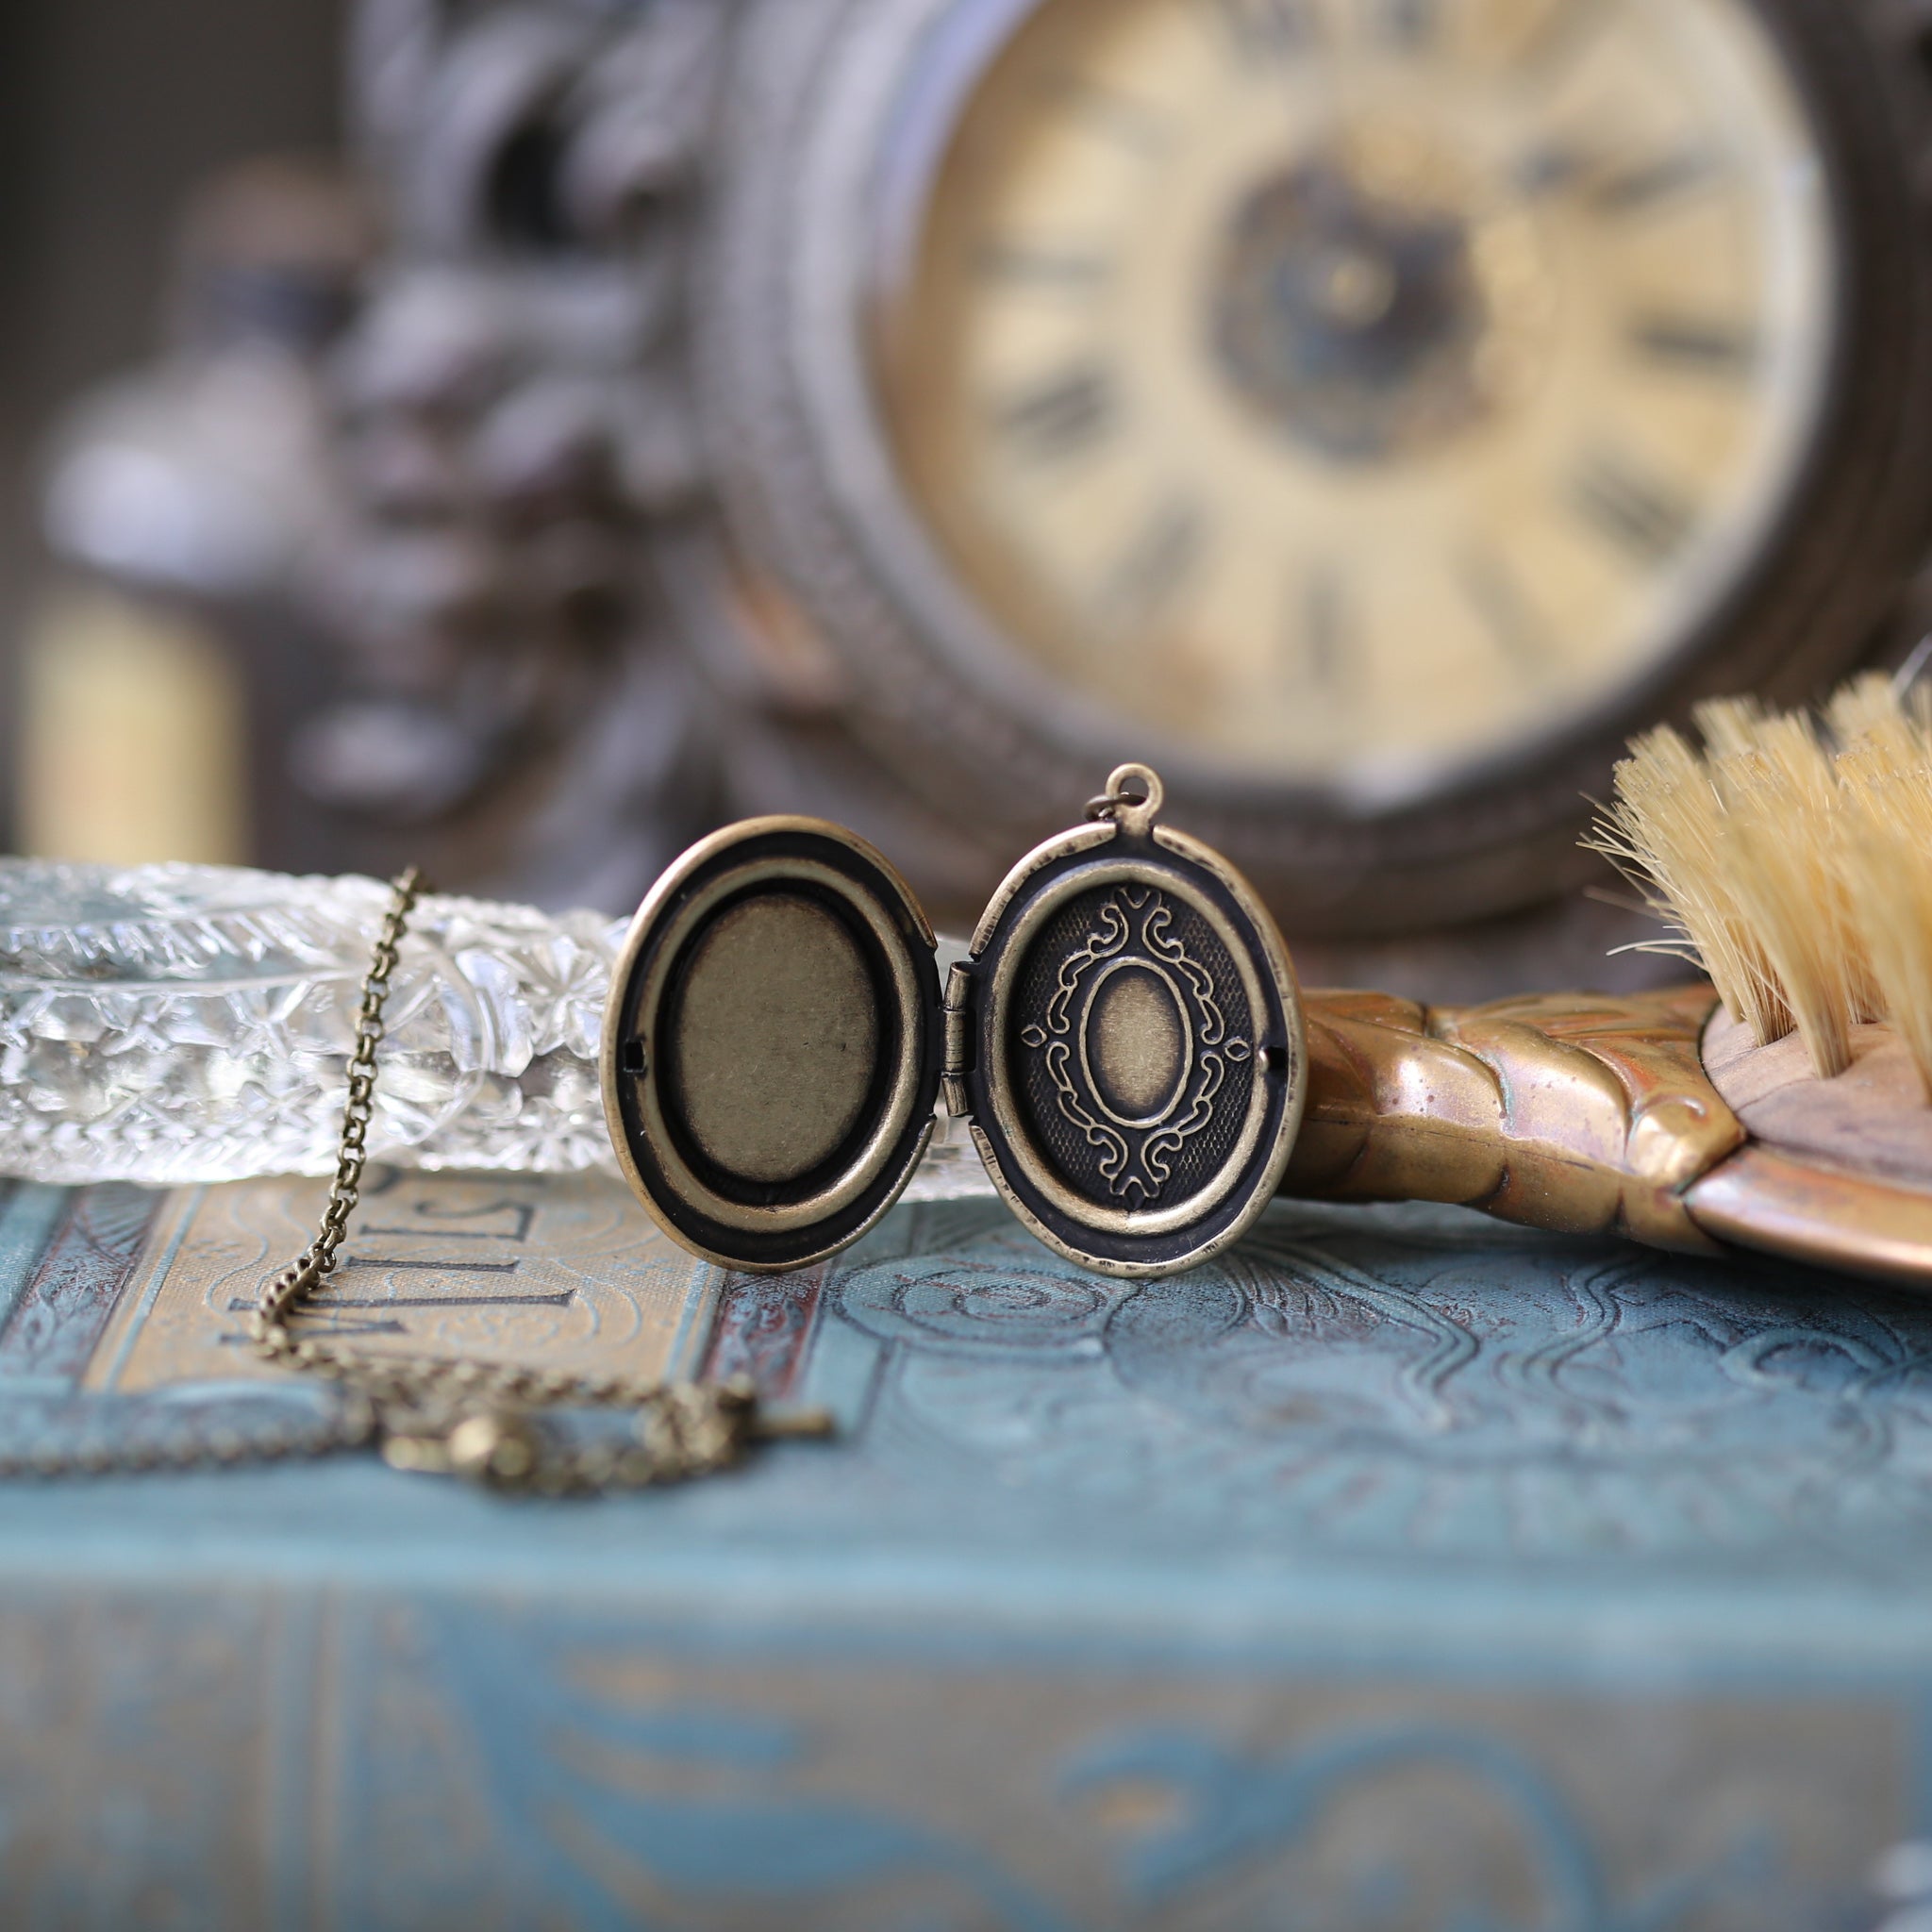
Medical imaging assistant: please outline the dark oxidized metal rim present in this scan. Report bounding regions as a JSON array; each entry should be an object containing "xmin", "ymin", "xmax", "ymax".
[
  {"xmin": 600, "ymin": 816, "xmax": 942, "ymax": 1273},
  {"xmin": 963, "ymin": 766, "xmax": 1308, "ymax": 1277}
]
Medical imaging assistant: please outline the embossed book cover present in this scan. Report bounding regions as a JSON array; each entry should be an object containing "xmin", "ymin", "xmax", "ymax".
[{"xmin": 1, "ymin": 1167, "xmax": 1928, "ymax": 1930}]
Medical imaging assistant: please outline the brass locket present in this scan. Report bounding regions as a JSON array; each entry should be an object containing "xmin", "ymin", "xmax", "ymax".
[{"xmin": 601, "ymin": 765, "xmax": 1307, "ymax": 1278}]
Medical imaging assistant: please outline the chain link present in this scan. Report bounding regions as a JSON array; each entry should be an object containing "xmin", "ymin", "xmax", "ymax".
[{"xmin": 10, "ymin": 870, "xmax": 830, "ymax": 1491}]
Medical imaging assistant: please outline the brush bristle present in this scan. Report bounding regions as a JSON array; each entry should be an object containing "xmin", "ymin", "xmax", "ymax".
[{"xmin": 1589, "ymin": 675, "xmax": 1932, "ymax": 1095}]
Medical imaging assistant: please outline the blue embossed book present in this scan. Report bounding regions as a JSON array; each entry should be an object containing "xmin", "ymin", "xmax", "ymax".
[{"xmin": 0, "ymin": 1166, "xmax": 1927, "ymax": 1930}]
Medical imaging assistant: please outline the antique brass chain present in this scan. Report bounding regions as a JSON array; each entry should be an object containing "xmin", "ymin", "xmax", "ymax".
[
  {"xmin": 244, "ymin": 869, "xmax": 832, "ymax": 1491},
  {"xmin": 7, "ymin": 870, "xmax": 829, "ymax": 1491}
]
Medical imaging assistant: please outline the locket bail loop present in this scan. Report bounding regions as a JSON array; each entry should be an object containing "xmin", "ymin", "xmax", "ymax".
[{"xmin": 1084, "ymin": 761, "xmax": 1164, "ymax": 840}]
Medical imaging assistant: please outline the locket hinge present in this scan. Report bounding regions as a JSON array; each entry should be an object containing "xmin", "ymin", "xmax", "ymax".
[{"xmin": 941, "ymin": 960, "xmax": 975, "ymax": 1118}]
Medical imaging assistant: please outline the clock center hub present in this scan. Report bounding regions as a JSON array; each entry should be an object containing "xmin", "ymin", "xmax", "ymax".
[{"xmin": 1210, "ymin": 130, "xmax": 1552, "ymax": 466}]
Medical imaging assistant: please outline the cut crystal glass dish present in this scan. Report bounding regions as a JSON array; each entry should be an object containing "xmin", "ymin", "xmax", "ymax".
[{"xmin": 0, "ymin": 858, "xmax": 992, "ymax": 1197}]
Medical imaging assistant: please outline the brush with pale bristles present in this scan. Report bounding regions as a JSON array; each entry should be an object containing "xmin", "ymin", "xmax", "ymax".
[
  {"xmin": 1277, "ymin": 669, "xmax": 1932, "ymax": 1291},
  {"xmin": 1589, "ymin": 673, "xmax": 1932, "ymax": 1097}
]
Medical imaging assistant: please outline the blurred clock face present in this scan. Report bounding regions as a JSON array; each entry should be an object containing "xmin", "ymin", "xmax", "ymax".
[{"xmin": 875, "ymin": 0, "xmax": 1837, "ymax": 806}]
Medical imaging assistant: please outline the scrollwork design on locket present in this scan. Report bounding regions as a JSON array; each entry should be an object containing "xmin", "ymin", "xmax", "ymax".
[{"xmin": 1019, "ymin": 887, "xmax": 1251, "ymax": 1206}]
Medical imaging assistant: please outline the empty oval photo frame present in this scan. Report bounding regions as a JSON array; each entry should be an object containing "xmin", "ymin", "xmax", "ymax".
[{"xmin": 602, "ymin": 818, "xmax": 942, "ymax": 1272}]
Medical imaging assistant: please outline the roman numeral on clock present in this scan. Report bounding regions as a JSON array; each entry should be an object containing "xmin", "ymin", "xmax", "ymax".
[
  {"xmin": 995, "ymin": 365, "xmax": 1118, "ymax": 462},
  {"xmin": 1459, "ymin": 547, "xmax": 1551, "ymax": 674},
  {"xmin": 1571, "ymin": 453, "xmax": 1694, "ymax": 565},
  {"xmin": 1206, "ymin": 0, "xmax": 1316, "ymax": 62},
  {"xmin": 1103, "ymin": 499, "xmax": 1205, "ymax": 625},
  {"xmin": 1628, "ymin": 317, "xmax": 1756, "ymax": 376},
  {"xmin": 1589, "ymin": 145, "xmax": 1722, "ymax": 217},
  {"xmin": 975, "ymin": 243, "xmax": 1113, "ymax": 290},
  {"xmin": 1284, "ymin": 562, "xmax": 1350, "ymax": 691}
]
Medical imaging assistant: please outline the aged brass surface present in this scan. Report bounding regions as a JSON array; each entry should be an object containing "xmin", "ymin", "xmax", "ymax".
[
  {"xmin": 977, "ymin": 858, "xmax": 1279, "ymax": 1241},
  {"xmin": 603, "ymin": 818, "xmax": 941, "ymax": 1273},
  {"xmin": 1684, "ymin": 1144, "xmax": 1932, "ymax": 1285},
  {"xmin": 669, "ymin": 892, "xmax": 880, "ymax": 1186},
  {"xmin": 1678, "ymin": 1009, "xmax": 1932, "ymax": 1285},
  {"xmin": 1283, "ymin": 982, "xmax": 1744, "ymax": 1253},
  {"xmin": 961, "ymin": 763, "xmax": 1308, "ymax": 1276},
  {"xmin": 623, "ymin": 856, "xmax": 925, "ymax": 1239},
  {"xmin": 1085, "ymin": 963, "xmax": 1188, "ymax": 1124}
]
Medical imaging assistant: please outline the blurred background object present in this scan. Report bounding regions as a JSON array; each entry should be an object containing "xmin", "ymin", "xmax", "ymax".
[
  {"xmin": 11, "ymin": 0, "xmax": 1932, "ymax": 992},
  {"xmin": 25, "ymin": 155, "xmax": 363, "ymax": 870},
  {"xmin": 0, "ymin": 0, "xmax": 350, "ymax": 861},
  {"xmin": 306, "ymin": 0, "xmax": 727, "ymax": 908}
]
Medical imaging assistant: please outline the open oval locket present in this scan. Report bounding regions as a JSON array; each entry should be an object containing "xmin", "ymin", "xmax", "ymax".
[{"xmin": 601, "ymin": 765, "xmax": 1307, "ymax": 1278}]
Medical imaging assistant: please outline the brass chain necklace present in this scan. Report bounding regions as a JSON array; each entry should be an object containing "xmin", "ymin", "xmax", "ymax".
[{"xmin": 10, "ymin": 871, "xmax": 829, "ymax": 1492}]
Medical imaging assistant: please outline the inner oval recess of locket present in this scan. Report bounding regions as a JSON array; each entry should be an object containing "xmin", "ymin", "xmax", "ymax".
[
  {"xmin": 668, "ymin": 891, "xmax": 879, "ymax": 1188},
  {"xmin": 1078, "ymin": 958, "xmax": 1191, "ymax": 1129}
]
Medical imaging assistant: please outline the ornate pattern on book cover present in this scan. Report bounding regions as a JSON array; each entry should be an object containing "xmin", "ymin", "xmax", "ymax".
[{"xmin": 0, "ymin": 1170, "xmax": 1928, "ymax": 1929}]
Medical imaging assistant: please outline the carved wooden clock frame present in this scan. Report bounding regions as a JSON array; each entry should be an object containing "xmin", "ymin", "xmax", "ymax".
[{"xmin": 344, "ymin": 0, "xmax": 1932, "ymax": 969}]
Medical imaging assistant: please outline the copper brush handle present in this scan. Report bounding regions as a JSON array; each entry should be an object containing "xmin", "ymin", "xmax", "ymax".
[
  {"xmin": 1280, "ymin": 985, "xmax": 1932, "ymax": 1287},
  {"xmin": 1283, "ymin": 984, "xmax": 1739, "ymax": 1254}
]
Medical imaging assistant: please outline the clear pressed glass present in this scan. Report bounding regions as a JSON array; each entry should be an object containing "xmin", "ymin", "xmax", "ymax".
[{"xmin": 0, "ymin": 858, "xmax": 993, "ymax": 1199}]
